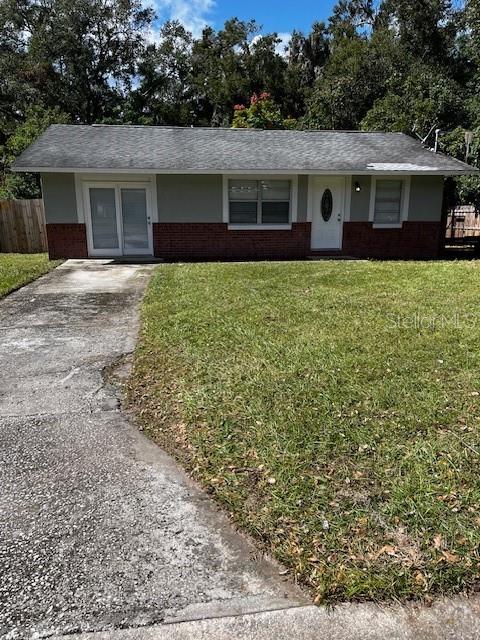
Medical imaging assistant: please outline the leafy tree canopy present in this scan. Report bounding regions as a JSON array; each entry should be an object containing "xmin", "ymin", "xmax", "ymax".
[
  {"xmin": 0, "ymin": 0, "xmax": 479, "ymax": 204},
  {"xmin": 0, "ymin": 0, "xmax": 153, "ymax": 124},
  {"xmin": 232, "ymin": 92, "xmax": 297, "ymax": 129},
  {"xmin": 0, "ymin": 106, "xmax": 70, "ymax": 198}
]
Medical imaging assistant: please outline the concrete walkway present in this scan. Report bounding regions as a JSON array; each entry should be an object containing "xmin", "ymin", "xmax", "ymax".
[
  {"xmin": 62, "ymin": 595, "xmax": 480, "ymax": 640},
  {"xmin": 1, "ymin": 259, "xmax": 479, "ymax": 640},
  {"xmin": 0, "ymin": 260, "xmax": 305, "ymax": 639}
]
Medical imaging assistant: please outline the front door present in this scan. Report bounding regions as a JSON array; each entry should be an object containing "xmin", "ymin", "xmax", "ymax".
[
  {"xmin": 85, "ymin": 183, "xmax": 153, "ymax": 256},
  {"xmin": 311, "ymin": 177, "xmax": 345, "ymax": 250}
]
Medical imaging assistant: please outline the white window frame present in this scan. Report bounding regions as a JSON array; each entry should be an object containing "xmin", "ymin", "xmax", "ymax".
[
  {"xmin": 223, "ymin": 175, "xmax": 298, "ymax": 230},
  {"xmin": 369, "ymin": 175, "xmax": 411, "ymax": 228}
]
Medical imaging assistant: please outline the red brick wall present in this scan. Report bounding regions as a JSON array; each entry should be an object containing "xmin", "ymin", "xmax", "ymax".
[
  {"xmin": 342, "ymin": 221, "xmax": 443, "ymax": 259},
  {"xmin": 46, "ymin": 224, "xmax": 88, "ymax": 259},
  {"xmin": 46, "ymin": 220, "xmax": 443, "ymax": 261},
  {"xmin": 153, "ymin": 222, "xmax": 311, "ymax": 260}
]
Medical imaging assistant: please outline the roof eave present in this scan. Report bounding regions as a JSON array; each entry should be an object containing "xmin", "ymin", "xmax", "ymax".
[{"xmin": 10, "ymin": 166, "xmax": 478, "ymax": 176}]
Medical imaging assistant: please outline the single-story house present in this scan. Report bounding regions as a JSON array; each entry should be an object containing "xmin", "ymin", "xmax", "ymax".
[{"xmin": 12, "ymin": 125, "xmax": 476, "ymax": 261}]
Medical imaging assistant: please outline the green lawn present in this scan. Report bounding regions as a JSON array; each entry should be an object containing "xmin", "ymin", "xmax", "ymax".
[
  {"xmin": 0, "ymin": 253, "xmax": 61, "ymax": 298},
  {"xmin": 128, "ymin": 261, "xmax": 480, "ymax": 604}
]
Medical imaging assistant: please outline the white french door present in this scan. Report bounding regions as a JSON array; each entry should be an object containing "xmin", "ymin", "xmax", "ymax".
[{"xmin": 84, "ymin": 182, "xmax": 153, "ymax": 257}]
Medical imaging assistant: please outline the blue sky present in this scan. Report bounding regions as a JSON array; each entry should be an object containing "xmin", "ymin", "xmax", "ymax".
[
  {"xmin": 202, "ymin": 0, "xmax": 333, "ymax": 33},
  {"xmin": 150, "ymin": 0, "xmax": 336, "ymax": 39}
]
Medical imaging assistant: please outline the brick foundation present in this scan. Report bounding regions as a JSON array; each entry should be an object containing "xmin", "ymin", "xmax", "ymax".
[
  {"xmin": 153, "ymin": 222, "xmax": 312, "ymax": 261},
  {"xmin": 46, "ymin": 223, "xmax": 88, "ymax": 259},
  {"xmin": 342, "ymin": 221, "xmax": 443, "ymax": 259},
  {"xmin": 46, "ymin": 220, "xmax": 443, "ymax": 261}
]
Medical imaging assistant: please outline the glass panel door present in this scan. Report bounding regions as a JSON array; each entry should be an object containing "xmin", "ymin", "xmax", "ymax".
[
  {"xmin": 89, "ymin": 188, "xmax": 120, "ymax": 250},
  {"xmin": 120, "ymin": 188, "xmax": 150, "ymax": 254}
]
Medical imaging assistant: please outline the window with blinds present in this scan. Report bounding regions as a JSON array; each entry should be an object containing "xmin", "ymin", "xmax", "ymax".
[
  {"xmin": 374, "ymin": 180, "xmax": 403, "ymax": 224},
  {"xmin": 228, "ymin": 179, "xmax": 291, "ymax": 224}
]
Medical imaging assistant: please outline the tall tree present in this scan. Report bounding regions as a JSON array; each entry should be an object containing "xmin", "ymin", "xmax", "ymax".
[
  {"xmin": 0, "ymin": 106, "xmax": 70, "ymax": 198},
  {"xmin": 0, "ymin": 0, "xmax": 153, "ymax": 124},
  {"xmin": 284, "ymin": 22, "xmax": 330, "ymax": 117},
  {"xmin": 381, "ymin": 0, "xmax": 458, "ymax": 64},
  {"xmin": 304, "ymin": 26, "xmax": 400, "ymax": 129},
  {"xmin": 190, "ymin": 19, "xmax": 258, "ymax": 126},
  {"xmin": 462, "ymin": 0, "xmax": 480, "ymax": 126},
  {"xmin": 304, "ymin": 0, "xmax": 465, "ymax": 132},
  {"xmin": 246, "ymin": 34, "xmax": 288, "ymax": 106},
  {"xmin": 361, "ymin": 65, "xmax": 466, "ymax": 137},
  {"xmin": 329, "ymin": 0, "xmax": 386, "ymax": 38},
  {"xmin": 125, "ymin": 21, "xmax": 194, "ymax": 125}
]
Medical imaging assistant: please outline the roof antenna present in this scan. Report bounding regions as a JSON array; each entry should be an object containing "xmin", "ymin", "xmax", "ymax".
[{"xmin": 413, "ymin": 123, "xmax": 438, "ymax": 146}]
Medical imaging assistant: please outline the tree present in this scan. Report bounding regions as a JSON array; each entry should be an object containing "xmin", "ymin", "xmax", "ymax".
[
  {"xmin": 231, "ymin": 92, "xmax": 297, "ymax": 129},
  {"xmin": 381, "ymin": 0, "xmax": 458, "ymax": 65},
  {"xmin": 360, "ymin": 94, "xmax": 411, "ymax": 133},
  {"xmin": 464, "ymin": 0, "xmax": 480, "ymax": 72},
  {"xmin": 0, "ymin": 0, "xmax": 154, "ymax": 124},
  {"xmin": 0, "ymin": 106, "xmax": 70, "ymax": 198},
  {"xmin": 304, "ymin": 28, "xmax": 399, "ymax": 129},
  {"xmin": 189, "ymin": 19, "xmax": 290, "ymax": 126},
  {"xmin": 190, "ymin": 19, "xmax": 258, "ymax": 126},
  {"xmin": 284, "ymin": 23, "xmax": 330, "ymax": 118},
  {"xmin": 328, "ymin": 0, "xmax": 385, "ymax": 39},
  {"xmin": 246, "ymin": 34, "xmax": 288, "ymax": 106},
  {"xmin": 361, "ymin": 65, "xmax": 467, "ymax": 137},
  {"xmin": 125, "ymin": 21, "xmax": 194, "ymax": 125},
  {"xmin": 0, "ymin": 1, "xmax": 42, "ymax": 142},
  {"xmin": 460, "ymin": 0, "xmax": 480, "ymax": 127},
  {"xmin": 441, "ymin": 126, "xmax": 480, "ymax": 208}
]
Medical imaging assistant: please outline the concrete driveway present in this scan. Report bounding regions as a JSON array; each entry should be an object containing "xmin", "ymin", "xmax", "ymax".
[
  {"xmin": 0, "ymin": 260, "xmax": 305, "ymax": 639},
  {"xmin": 2, "ymin": 259, "xmax": 480, "ymax": 640}
]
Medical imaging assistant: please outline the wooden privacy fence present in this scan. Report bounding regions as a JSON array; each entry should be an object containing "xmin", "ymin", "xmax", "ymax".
[
  {"xmin": 446, "ymin": 204, "xmax": 480, "ymax": 239},
  {"xmin": 0, "ymin": 199, "xmax": 47, "ymax": 253}
]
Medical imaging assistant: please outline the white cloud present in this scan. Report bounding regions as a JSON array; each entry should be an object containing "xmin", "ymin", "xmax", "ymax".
[
  {"xmin": 251, "ymin": 32, "xmax": 292, "ymax": 57},
  {"xmin": 147, "ymin": 0, "xmax": 215, "ymax": 39},
  {"xmin": 143, "ymin": 2, "xmax": 290, "ymax": 53},
  {"xmin": 275, "ymin": 32, "xmax": 291, "ymax": 56}
]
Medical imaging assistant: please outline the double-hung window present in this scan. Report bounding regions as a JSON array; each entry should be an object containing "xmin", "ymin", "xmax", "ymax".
[
  {"xmin": 373, "ymin": 179, "xmax": 404, "ymax": 225},
  {"xmin": 228, "ymin": 179, "xmax": 291, "ymax": 225}
]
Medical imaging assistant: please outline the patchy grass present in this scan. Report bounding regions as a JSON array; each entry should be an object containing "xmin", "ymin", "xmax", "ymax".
[
  {"xmin": 127, "ymin": 261, "xmax": 480, "ymax": 604},
  {"xmin": 0, "ymin": 253, "xmax": 61, "ymax": 298}
]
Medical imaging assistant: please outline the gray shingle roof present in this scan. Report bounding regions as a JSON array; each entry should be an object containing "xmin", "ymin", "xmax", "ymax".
[{"xmin": 12, "ymin": 124, "xmax": 476, "ymax": 174}]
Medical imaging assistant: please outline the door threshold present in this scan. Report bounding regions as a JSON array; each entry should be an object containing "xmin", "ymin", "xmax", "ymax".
[
  {"xmin": 87, "ymin": 255, "xmax": 163, "ymax": 264},
  {"xmin": 309, "ymin": 249, "xmax": 342, "ymax": 255}
]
